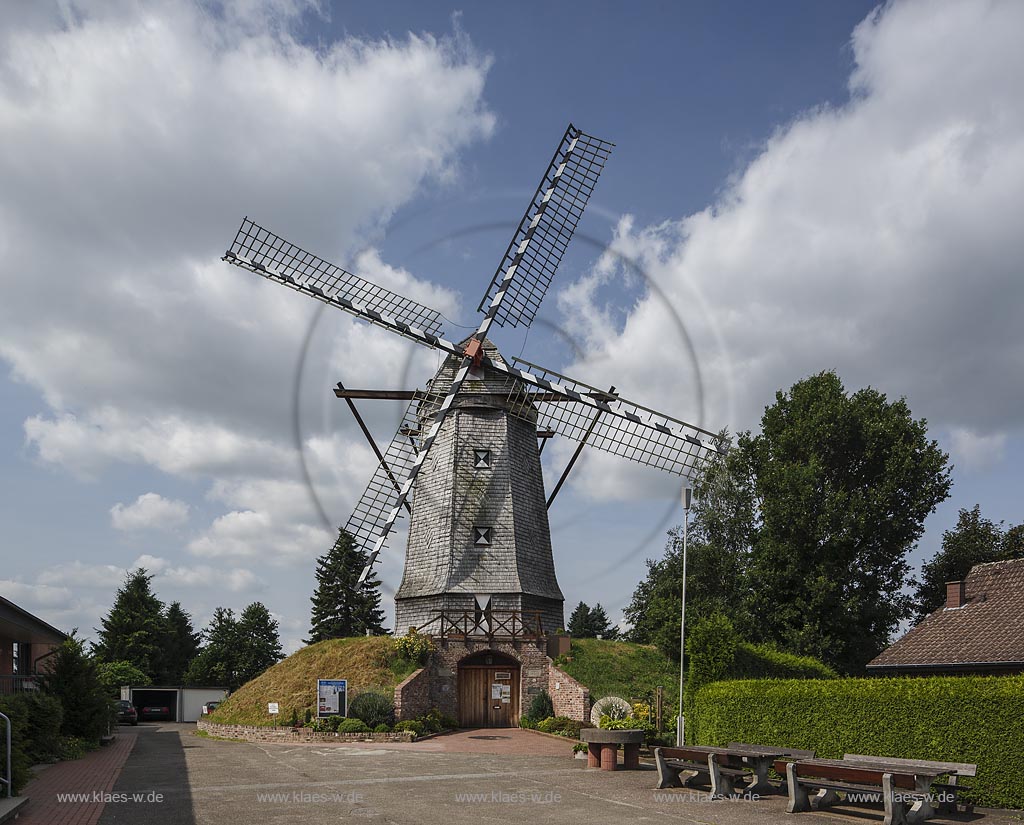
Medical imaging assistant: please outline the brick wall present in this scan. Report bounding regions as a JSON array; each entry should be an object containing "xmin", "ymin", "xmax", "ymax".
[
  {"xmin": 548, "ymin": 664, "xmax": 590, "ymax": 722},
  {"xmin": 196, "ymin": 719, "xmax": 414, "ymax": 743},
  {"xmin": 393, "ymin": 667, "xmax": 433, "ymax": 721}
]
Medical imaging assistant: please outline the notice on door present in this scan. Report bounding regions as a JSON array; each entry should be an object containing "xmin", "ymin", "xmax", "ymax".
[
  {"xmin": 491, "ymin": 683, "xmax": 502, "ymax": 700},
  {"xmin": 501, "ymin": 684, "xmax": 511, "ymax": 703}
]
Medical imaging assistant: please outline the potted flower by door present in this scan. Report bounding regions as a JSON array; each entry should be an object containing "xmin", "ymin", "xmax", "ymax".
[{"xmin": 573, "ymin": 742, "xmax": 589, "ymax": 760}]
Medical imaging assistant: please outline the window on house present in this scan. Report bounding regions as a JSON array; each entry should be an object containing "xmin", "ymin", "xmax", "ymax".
[
  {"xmin": 473, "ymin": 526, "xmax": 492, "ymax": 546},
  {"xmin": 11, "ymin": 642, "xmax": 19, "ymax": 675},
  {"xmin": 473, "ymin": 448, "xmax": 492, "ymax": 469}
]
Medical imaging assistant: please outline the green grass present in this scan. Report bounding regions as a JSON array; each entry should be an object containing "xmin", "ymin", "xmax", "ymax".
[
  {"xmin": 554, "ymin": 638, "xmax": 679, "ymax": 704},
  {"xmin": 209, "ymin": 637, "xmax": 419, "ymax": 727}
]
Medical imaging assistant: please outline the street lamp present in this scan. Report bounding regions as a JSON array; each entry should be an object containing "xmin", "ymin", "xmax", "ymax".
[{"xmin": 676, "ymin": 485, "xmax": 692, "ymax": 746}]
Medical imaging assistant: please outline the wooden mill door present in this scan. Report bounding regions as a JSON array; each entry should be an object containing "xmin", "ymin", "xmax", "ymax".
[{"xmin": 457, "ymin": 664, "xmax": 520, "ymax": 727}]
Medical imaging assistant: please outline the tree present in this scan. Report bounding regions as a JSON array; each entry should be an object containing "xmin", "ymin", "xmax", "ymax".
[
  {"xmin": 307, "ymin": 529, "xmax": 386, "ymax": 643},
  {"xmin": 43, "ymin": 631, "xmax": 111, "ymax": 741},
  {"xmin": 184, "ymin": 607, "xmax": 240, "ymax": 689},
  {"xmin": 626, "ymin": 372, "xmax": 951, "ymax": 674},
  {"xmin": 741, "ymin": 372, "xmax": 950, "ymax": 673},
  {"xmin": 93, "ymin": 569, "xmax": 167, "ymax": 681},
  {"xmin": 96, "ymin": 660, "xmax": 150, "ymax": 697},
  {"xmin": 914, "ymin": 505, "xmax": 1024, "ymax": 619},
  {"xmin": 587, "ymin": 604, "xmax": 619, "ymax": 639},
  {"xmin": 236, "ymin": 602, "xmax": 284, "ymax": 685},
  {"xmin": 161, "ymin": 601, "xmax": 200, "ymax": 684},
  {"xmin": 567, "ymin": 602, "xmax": 592, "ymax": 637}
]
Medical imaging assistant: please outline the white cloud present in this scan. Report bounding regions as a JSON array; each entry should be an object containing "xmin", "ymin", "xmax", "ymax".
[
  {"xmin": 949, "ymin": 427, "xmax": 1007, "ymax": 472},
  {"xmin": 557, "ymin": 0, "xmax": 1024, "ymax": 500},
  {"xmin": 110, "ymin": 493, "xmax": 189, "ymax": 531}
]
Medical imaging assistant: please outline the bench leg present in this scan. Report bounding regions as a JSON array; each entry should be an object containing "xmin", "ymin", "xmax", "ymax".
[
  {"xmin": 812, "ymin": 788, "xmax": 840, "ymax": 809},
  {"xmin": 747, "ymin": 757, "xmax": 774, "ymax": 796},
  {"xmin": 882, "ymin": 773, "xmax": 909, "ymax": 825},
  {"xmin": 786, "ymin": 762, "xmax": 811, "ymax": 813},
  {"xmin": 907, "ymin": 775, "xmax": 935, "ymax": 823},
  {"xmin": 654, "ymin": 748, "xmax": 683, "ymax": 789},
  {"xmin": 709, "ymin": 753, "xmax": 737, "ymax": 798},
  {"xmin": 623, "ymin": 743, "xmax": 640, "ymax": 770},
  {"xmin": 600, "ymin": 743, "xmax": 618, "ymax": 771},
  {"xmin": 587, "ymin": 744, "xmax": 600, "ymax": 769}
]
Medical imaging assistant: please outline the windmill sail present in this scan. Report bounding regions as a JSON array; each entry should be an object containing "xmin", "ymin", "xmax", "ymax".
[
  {"xmin": 225, "ymin": 218, "xmax": 447, "ymax": 339},
  {"xmin": 476, "ymin": 124, "xmax": 614, "ymax": 329}
]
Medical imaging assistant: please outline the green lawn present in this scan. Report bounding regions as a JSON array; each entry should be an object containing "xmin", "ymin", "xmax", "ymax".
[{"xmin": 555, "ymin": 638, "xmax": 680, "ymax": 706}]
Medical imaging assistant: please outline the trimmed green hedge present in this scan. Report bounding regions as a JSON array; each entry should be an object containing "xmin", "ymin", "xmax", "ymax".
[{"xmin": 691, "ymin": 676, "xmax": 1024, "ymax": 809}]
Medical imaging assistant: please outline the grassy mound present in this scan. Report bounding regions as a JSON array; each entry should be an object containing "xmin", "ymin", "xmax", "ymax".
[
  {"xmin": 210, "ymin": 637, "xmax": 419, "ymax": 727},
  {"xmin": 554, "ymin": 638, "xmax": 678, "ymax": 703}
]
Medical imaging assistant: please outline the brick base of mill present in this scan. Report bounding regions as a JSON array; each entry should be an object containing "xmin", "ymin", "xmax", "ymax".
[{"xmin": 393, "ymin": 638, "xmax": 590, "ymax": 723}]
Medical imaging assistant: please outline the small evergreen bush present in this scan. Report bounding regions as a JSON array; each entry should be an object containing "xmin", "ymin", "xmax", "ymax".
[
  {"xmin": 337, "ymin": 718, "xmax": 370, "ymax": 733},
  {"xmin": 349, "ymin": 691, "xmax": 396, "ymax": 728},
  {"xmin": 394, "ymin": 720, "xmax": 424, "ymax": 736}
]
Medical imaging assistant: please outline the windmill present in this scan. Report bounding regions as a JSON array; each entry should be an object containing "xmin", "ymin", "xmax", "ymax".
[{"xmin": 223, "ymin": 124, "xmax": 723, "ymax": 637}]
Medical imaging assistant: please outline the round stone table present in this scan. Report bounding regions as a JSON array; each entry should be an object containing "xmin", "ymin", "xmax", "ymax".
[{"xmin": 580, "ymin": 728, "xmax": 646, "ymax": 771}]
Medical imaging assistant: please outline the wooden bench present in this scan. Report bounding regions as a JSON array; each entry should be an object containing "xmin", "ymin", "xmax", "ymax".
[
  {"xmin": 843, "ymin": 754, "xmax": 977, "ymax": 815},
  {"xmin": 654, "ymin": 747, "xmax": 756, "ymax": 796},
  {"xmin": 777, "ymin": 758, "xmax": 936, "ymax": 825},
  {"xmin": 728, "ymin": 742, "xmax": 814, "ymax": 792}
]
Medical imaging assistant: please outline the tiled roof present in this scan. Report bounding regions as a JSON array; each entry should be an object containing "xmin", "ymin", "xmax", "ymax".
[{"xmin": 868, "ymin": 558, "xmax": 1024, "ymax": 669}]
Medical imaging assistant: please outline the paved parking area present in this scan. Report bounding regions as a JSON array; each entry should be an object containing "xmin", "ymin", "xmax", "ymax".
[{"xmin": 19, "ymin": 723, "xmax": 1021, "ymax": 825}]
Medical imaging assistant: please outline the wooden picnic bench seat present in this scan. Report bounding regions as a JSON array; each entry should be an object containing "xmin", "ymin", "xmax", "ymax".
[
  {"xmin": 729, "ymin": 741, "xmax": 815, "ymax": 760},
  {"xmin": 843, "ymin": 754, "xmax": 977, "ymax": 814},
  {"xmin": 654, "ymin": 747, "xmax": 748, "ymax": 795},
  {"xmin": 776, "ymin": 759, "xmax": 934, "ymax": 825}
]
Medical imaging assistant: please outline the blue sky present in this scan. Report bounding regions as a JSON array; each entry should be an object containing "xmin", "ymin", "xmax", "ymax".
[{"xmin": 2, "ymin": 0, "xmax": 1021, "ymax": 652}]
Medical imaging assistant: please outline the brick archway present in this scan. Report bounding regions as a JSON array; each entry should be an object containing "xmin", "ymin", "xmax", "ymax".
[{"xmin": 456, "ymin": 650, "xmax": 521, "ymax": 728}]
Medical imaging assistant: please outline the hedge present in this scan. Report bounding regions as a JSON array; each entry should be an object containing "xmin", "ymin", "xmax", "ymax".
[
  {"xmin": 0, "ymin": 693, "xmax": 63, "ymax": 795},
  {"xmin": 690, "ymin": 675, "xmax": 1024, "ymax": 809}
]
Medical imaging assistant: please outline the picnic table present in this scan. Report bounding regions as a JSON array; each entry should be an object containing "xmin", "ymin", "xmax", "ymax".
[
  {"xmin": 776, "ymin": 755, "xmax": 974, "ymax": 825},
  {"xmin": 655, "ymin": 743, "xmax": 813, "ymax": 796}
]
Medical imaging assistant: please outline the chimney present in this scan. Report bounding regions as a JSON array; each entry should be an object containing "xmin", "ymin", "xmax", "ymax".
[{"xmin": 946, "ymin": 580, "xmax": 967, "ymax": 609}]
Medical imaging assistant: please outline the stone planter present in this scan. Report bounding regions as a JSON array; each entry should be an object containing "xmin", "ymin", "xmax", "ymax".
[{"xmin": 580, "ymin": 728, "xmax": 645, "ymax": 771}]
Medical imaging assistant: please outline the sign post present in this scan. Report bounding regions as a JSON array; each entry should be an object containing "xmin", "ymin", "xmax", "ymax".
[
  {"xmin": 268, "ymin": 702, "xmax": 279, "ymax": 728},
  {"xmin": 316, "ymin": 679, "xmax": 348, "ymax": 718}
]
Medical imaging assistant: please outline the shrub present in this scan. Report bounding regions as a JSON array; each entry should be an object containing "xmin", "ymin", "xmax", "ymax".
[
  {"xmin": 417, "ymin": 708, "xmax": 456, "ymax": 733},
  {"xmin": 536, "ymin": 716, "xmax": 585, "ymax": 738},
  {"xmin": 521, "ymin": 690, "xmax": 554, "ymax": 726},
  {"xmin": 349, "ymin": 691, "xmax": 395, "ymax": 729},
  {"xmin": 373, "ymin": 723, "xmax": 391, "ymax": 733},
  {"xmin": 690, "ymin": 675, "xmax": 1024, "ymax": 809},
  {"xmin": 0, "ymin": 695, "xmax": 31, "ymax": 794},
  {"xmin": 518, "ymin": 715, "xmax": 538, "ymax": 730},
  {"xmin": 337, "ymin": 718, "xmax": 370, "ymax": 734},
  {"xmin": 390, "ymin": 629, "xmax": 436, "ymax": 665},
  {"xmin": 393, "ymin": 720, "xmax": 424, "ymax": 736},
  {"xmin": 303, "ymin": 709, "xmax": 313, "ymax": 726},
  {"xmin": 58, "ymin": 736, "xmax": 94, "ymax": 760}
]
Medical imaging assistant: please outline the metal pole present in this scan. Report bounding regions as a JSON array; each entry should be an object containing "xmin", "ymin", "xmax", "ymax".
[
  {"xmin": 676, "ymin": 486, "xmax": 691, "ymax": 746},
  {"xmin": 0, "ymin": 710, "xmax": 10, "ymax": 798}
]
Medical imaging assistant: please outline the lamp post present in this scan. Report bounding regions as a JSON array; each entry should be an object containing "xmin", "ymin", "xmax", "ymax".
[{"xmin": 676, "ymin": 485, "xmax": 692, "ymax": 746}]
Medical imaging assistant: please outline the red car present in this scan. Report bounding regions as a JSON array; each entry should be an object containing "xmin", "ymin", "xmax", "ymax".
[{"xmin": 140, "ymin": 705, "xmax": 171, "ymax": 721}]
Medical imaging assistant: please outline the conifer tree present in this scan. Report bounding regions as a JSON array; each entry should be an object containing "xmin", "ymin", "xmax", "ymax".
[
  {"xmin": 307, "ymin": 529, "xmax": 386, "ymax": 643},
  {"xmin": 567, "ymin": 601, "xmax": 592, "ymax": 637},
  {"xmin": 93, "ymin": 568, "xmax": 167, "ymax": 681},
  {"xmin": 161, "ymin": 601, "xmax": 200, "ymax": 684},
  {"xmin": 184, "ymin": 607, "xmax": 240, "ymax": 689},
  {"xmin": 236, "ymin": 601, "xmax": 284, "ymax": 685}
]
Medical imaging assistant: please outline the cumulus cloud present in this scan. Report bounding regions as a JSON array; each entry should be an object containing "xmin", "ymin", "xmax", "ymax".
[
  {"xmin": 949, "ymin": 427, "xmax": 1007, "ymax": 472},
  {"xmin": 0, "ymin": 1, "xmax": 492, "ymax": 638},
  {"xmin": 557, "ymin": 0, "xmax": 1024, "ymax": 500},
  {"xmin": 110, "ymin": 493, "xmax": 190, "ymax": 531}
]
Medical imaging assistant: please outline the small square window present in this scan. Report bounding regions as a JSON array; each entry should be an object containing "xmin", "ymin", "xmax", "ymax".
[
  {"xmin": 473, "ymin": 526, "xmax": 492, "ymax": 546},
  {"xmin": 473, "ymin": 448, "xmax": 492, "ymax": 469}
]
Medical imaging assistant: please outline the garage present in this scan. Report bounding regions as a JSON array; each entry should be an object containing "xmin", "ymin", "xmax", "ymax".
[{"xmin": 121, "ymin": 685, "xmax": 228, "ymax": 723}]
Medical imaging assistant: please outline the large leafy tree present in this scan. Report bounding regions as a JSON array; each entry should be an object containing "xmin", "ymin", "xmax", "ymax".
[
  {"xmin": 914, "ymin": 505, "xmax": 1024, "ymax": 619},
  {"xmin": 161, "ymin": 601, "xmax": 200, "ymax": 684},
  {"xmin": 626, "ymin": 372, "xmax": 951, "ymax": 674},
  {"xmin": 93, "ymin": 568, "xmax": 167, "ymax": 681},
  {"xmin": 236, "ymin": 601, "xmax": 284, "ymax": 685},
  {"xmin": 307, "ymin": 529, "xmax": 386, "ymax": 643}
]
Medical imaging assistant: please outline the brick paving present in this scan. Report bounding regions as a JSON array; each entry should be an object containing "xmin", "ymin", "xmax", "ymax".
[{"xmin": 16, "ymin": 732, "xmax": 136, "ymax": 825}]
